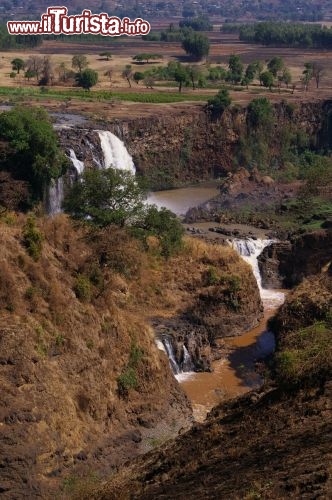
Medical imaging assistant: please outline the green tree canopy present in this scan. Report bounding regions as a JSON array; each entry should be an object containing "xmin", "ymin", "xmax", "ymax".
[
  {"xmin": 133, "ymin": 205, "xmax": 184, "ymax": 258},
  {"xmin": 76, "ymin": 68, "xmax": 98, "ymax": 90},
  {"xmin": 267, "ymin": 56, "xmax": 284, "ymax": 77},
  {"xmin": 207, "ymin": 88, "xmax": 232, "ymax": 117},
  {"xmin": 247, "ymin": 97, "xmax": 274, "ymax": 129},
  {"xmin": 11, "ymin": 58, "xmax": 25, "ymax": 73},
  {"xmin": 63, "ymin": 167, "xmax": 146, "ymax": 227},
  {"xmin": 0, "ymin": 106, "xmax": 67, "ymax": 203},
  {"xmin": 182, "ymin": 32, "xmax": 210, "ymax": 60},
  {"xmin": 179, "ymin": 16, "xmax": 213, "ymax": 31},
  {"xmin": 260, "ymin": 70, "xmax": 274, "ymax": 89}
]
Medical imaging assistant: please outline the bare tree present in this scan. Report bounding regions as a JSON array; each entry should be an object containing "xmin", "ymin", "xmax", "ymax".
[
  {"xmin": 25, "ymin": 56, "xmax": 43, "ymax": 81},
  {"xmin": 39, "ymin": 56, "xmax": 54, "ymax": 85},
  {"xmin": 312, "ymin": 62, "xmax": 324, "ymax": 89},
  {"xmin": 72, "ymin": 55, "xmax": 88, "ymax": 74},
  {"xmin": 104, "ymin": 68, "xmax": 113, "ymax": 87},
  {"xmin": 122, "ymin": 65, "xmax": 132, "ymax": 88}
]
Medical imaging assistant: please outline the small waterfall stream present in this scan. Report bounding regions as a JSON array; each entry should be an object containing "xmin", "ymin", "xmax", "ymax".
[
  {"xmin": 161, "ymin": 238, "xmax": 284, "ymax": 382},
  {"xmin": 69, "ymin": 149, "xmax": 85, "ymax": 176},
  {"xmin": 229, "ymin": 238, "xmax": 285, "ymax": 308},
  {"xmin": 47, "ymin": 177, "xmax": 64, "ymax": 216}
]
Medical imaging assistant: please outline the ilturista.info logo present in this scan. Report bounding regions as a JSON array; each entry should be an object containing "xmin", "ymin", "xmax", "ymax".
[{"xmin": 7, "ymin": 6, "xmax": 151, "ymax": 36}]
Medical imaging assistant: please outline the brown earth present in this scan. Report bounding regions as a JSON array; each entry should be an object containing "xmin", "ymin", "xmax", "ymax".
[
  {"xmin": 78, "ymin": 269, "xmax": 332, "ymax": 500},
  {"xmin": 84, "ymin": 383, "xmax": 332, "ymax": 500},
  {"xmin": 0, "ymin": 214, "xmax": 262, "ymax": 498}
]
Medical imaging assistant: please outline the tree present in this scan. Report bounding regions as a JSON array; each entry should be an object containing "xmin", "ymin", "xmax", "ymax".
[
  {"xmin": 311, "ymin": 62, "xmax": 324, "ymax": 89},
  {"xmin": 281, "ymin": 68, "xmax": 292, "ymax": 88},
  {"xmin": 99, "ymin": 51, "xmax": 112, "ymax": 60},
  {"xmin": 227, "ymin": 54, "xmax": 243, "ymax": 84},
  {"xmin": 122, "ymin": 65, "xmax": 133, "ymax": 87},
  {"xmin": 173, "ymin": 63, "xmax": 189, "ymax": 92},
  {"xmin": 11, "ymin": 58, "xmax": 25, "ymax": 74},
  {"xmin": 182, "ymin": 33, "xmax": 210, "ymax": 61},
  {"xmin": 247, "ymin": 97, "xmax": 273, "ymax": 129},
  {"xmin": 245, "ymin": 62, "xmax": 257, "ymax": 83},
  {"xmin": 187, "ymin": 65, "xmax": 201, "ymax": 90},
  {"xmin": 207, "ymin": 88, "xmax": 232, "ymax": 117},
  {"xmin": 0, "ymin": 106, "xmax": 67, "ymax": 203},
  {"xmin": 72, "ymin": 55, "xmax": 88, "ymax": 74},
  {"xmin": 267, "ymin": 56, "xmax": 284, "ymax": 77},
  {"xmin": 179, "ymin": 16, "xmax": 213, "ymax": 31},
  {"xmin": 133, "ymin": 72, "xmax": 144, "ymax": 84},
  {"xmin": 64, "ymin": 168, "xmax": 146, "ymax": 228},
  {"xmin": 134, "ymin": 205, "xmax": 184, "ymax": 258},
  {"xmin": 260, "ymin": 70, "xmax": 274, "ymax": 90},
  {"xmin": 104, "ymin": 68, "xmax": 113, "ymax": 87},
  {"xmin": 39, "ymin": 56, "xmax": 54, "ymax": 86},
  {"xmin": 76, "ymin": 68, "xmax": 98, "ymax": 90},
  {"xmin": 133, "ymin": 53, "xmax": 162, "ymax": 64},
  {"xmin": 25, "ymin": 56, "xmax": 43, "ymax": 81},
  {"xmin": 302, "ymin": 62, "xmax": 313, "ymax": 91}
]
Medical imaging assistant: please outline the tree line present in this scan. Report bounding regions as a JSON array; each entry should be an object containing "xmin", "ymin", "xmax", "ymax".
[{"xmin": 239, "ymin": 22, "xmax": 332, "ymax": 49}]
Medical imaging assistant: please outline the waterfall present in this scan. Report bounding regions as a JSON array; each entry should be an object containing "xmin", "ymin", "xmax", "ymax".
[
  {"xmin": 69, "ymin": 149, "xmax": 84, "ymax": 176},
  {"xmin": 162, "ymin": 336, "xmax": 181, "ymax": 375},
  {"xmin": 229, "ymin": 238, "xmax": 285, "ymax": 308},
  {"xmin": 182, "ymin": 345, "xmax": 195, "ymax": 372},
  {"xmin": 97, "ymin": 130, "xmax": 136, "ymax": 174},
  {"xmin": 47, "ymin": 177, "xmax": 64, "ymax": 215}
]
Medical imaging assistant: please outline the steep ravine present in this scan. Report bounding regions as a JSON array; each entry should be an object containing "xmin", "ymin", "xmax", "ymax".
[{"xmin": 0, "ymin": 216, "xmax": 263, "ymax": 499}]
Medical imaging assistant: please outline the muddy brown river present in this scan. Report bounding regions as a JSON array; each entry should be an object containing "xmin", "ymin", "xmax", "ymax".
[{"xmin": 178, "ymin": 305, "xmax": 282, "ymax": 422}]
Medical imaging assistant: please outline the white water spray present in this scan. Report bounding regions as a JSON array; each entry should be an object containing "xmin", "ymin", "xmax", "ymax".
[
  {"xmin": 47, "ymin": 177, "xmax": 64, "ymax": 215},
  {"xmin": 69, "ymin": 149, "xmax": 84, "ymax": 176},
  {"xmin": 97, "ymin": 130, "xmax": 136, "ymax": 174},
  {"xmin": 229, "ymin": 238, "xmax": 285, "ymax": 309}
]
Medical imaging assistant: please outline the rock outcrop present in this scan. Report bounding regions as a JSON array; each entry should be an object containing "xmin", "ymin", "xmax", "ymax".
[
  {"xmin": 258, "ymin": 230, "xmax": 332, "ymax": 288},
  {"xmin": 56, "ymin": 100, "xmax": 329, "ymax": 191}
]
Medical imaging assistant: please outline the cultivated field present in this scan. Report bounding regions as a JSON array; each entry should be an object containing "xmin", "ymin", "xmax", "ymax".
[{"xmin": 0, "ymin": 32, "xmax": 331, "ymax": 119}]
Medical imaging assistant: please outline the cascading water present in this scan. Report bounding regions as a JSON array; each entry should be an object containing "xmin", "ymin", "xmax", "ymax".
[
  {"xmin": 182, "ymin": 345, "xmax": 195, "ymax": 372},
  {"xmin": 69, "ymin": 149, "xmax": 84, "ymax": 176},
  {"xmin": 47, "ymin": 177, "xmax": 64, "ymax": 215},
  {"xmin": 162, "ymin": 336, "xmax": 181, "ymax": 375},
  {"xmin": 229, "ymin": 238, "xmax": 285, "ymax": 309},
  {"xmin": 97, "ymin": 130, "xmax": 136, "ymax": 174},
  {"xmin": 47, "ymin": 128, "xmax": 136, "ymax": 215},
  {"xmin": 159, "ymin": 335, "xmax": 195, "ymax": 377}
]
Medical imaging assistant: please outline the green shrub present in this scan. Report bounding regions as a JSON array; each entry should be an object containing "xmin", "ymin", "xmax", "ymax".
[
  {"xmin": 117, "ymin": 368, "xmax": 138, "ymax": 397},
  {"xmin": 275, "ymin": 322, "xmax": 332, "ymax": 387},
  {"xmin": 23, "ymin": 216, "xmax": 43, "ymax": 260},
  {"xmin": 117, "ymin": 343, "xmax": 144, "ymax": 398},
  {"xmin": 73, "ymin": 274, "xmax": 91, "ymax": 302},
  {"xmin": 205, "ymin": 267, "xmax": 220, "ymax": 285}
]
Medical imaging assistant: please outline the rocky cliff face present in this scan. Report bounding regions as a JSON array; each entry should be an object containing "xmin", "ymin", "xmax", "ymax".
[
  {"xmin": 258, "ymin": 230, "xmax": 332, "ymax": 288},
  {"xmin": 107, "ymin": 100, "xmax": 327, "ymax": 189},
  {"xmin": 56, "ymin": 100, "xmax": 329, "ymax": 191}
]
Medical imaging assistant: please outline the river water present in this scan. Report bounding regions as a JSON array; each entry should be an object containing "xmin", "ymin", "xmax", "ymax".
[
  {"xmin": 147, "ymin": 182, "xmax": 219, "ymax": 216},
  {"xmin": 179, "ymin": 304, "xmax": 282, "ymax": 422},
  {"xmin": 149, "ymin": 187, "xmax": 286, "ymax": 422}
]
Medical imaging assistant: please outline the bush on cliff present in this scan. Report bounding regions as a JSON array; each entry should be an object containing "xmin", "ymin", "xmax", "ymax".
[
  {"xmin": 64, "ymin": 168, "xmax": 184, "ymax": 258},
  {"xmin": 63, "ymin": 167, "xmax": 146, "ymax": 227},
  {"xmin": 0, "ymin": 106, "xmax": 68, "ymax": 205}
]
